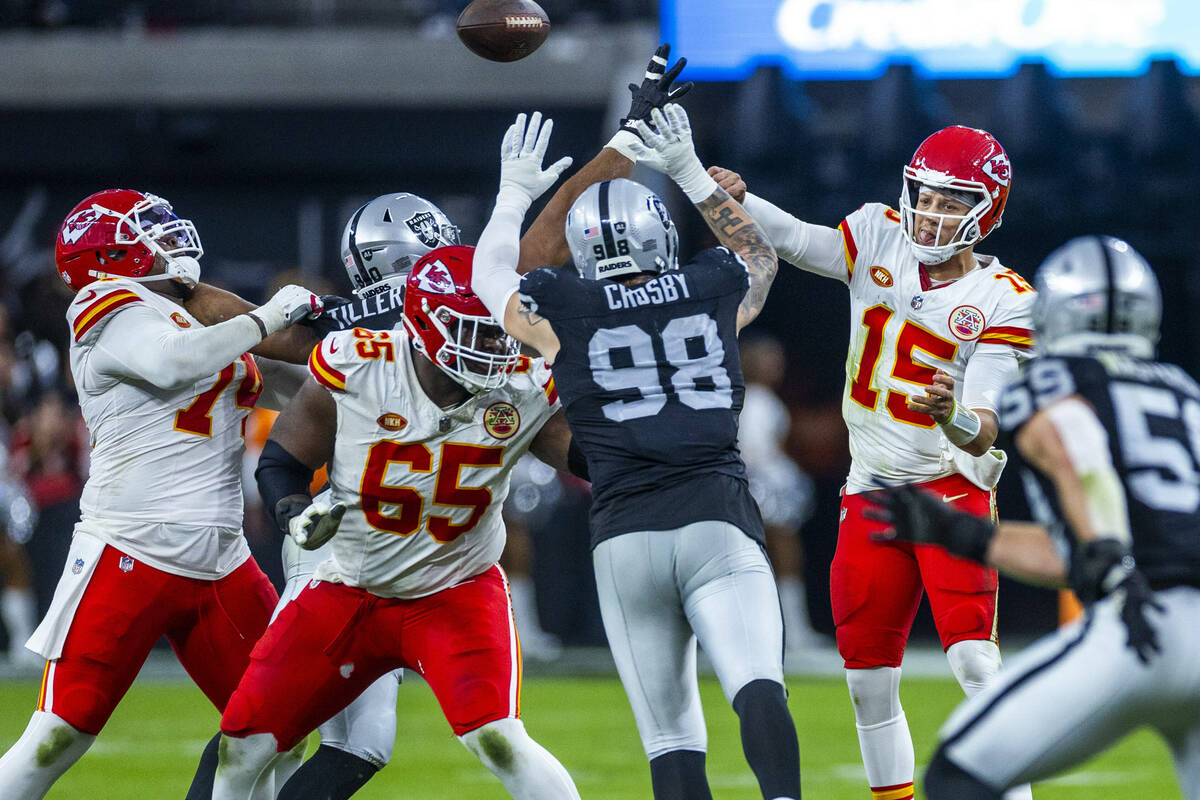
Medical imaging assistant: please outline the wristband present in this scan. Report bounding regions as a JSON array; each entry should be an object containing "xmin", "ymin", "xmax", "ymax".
[
  {"xmin": 245, "ymin": 312, "xmax": 269, "ymax": 340},
  {"xmin": 939, "ymin": 400, "xmax": 981, "ymax": 446},
  {"xmin": 605, "ymin": 130, "xmax": 642, "ymax": 163}
]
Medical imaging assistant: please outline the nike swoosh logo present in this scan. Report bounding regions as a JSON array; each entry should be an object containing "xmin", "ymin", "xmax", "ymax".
[
  {"xmin": 75, "ymin": 289, "xmax": 98, "ymax": 305},
  {"xmin": 328, "ymin": 340, "xmax": 339, "ymax": 354},
  {"xmin": 942, "ymin": 493, "xmax": 968, "ymax": 504}
]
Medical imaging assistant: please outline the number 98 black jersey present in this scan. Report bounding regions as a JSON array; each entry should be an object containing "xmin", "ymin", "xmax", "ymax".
[
  {"xmin": 519, "ymin": 248, "xmax": 764, "ymax": 549},
  {"xmin": 999, "ymin": 352, "xmax": 1200, "ymax": 589}
]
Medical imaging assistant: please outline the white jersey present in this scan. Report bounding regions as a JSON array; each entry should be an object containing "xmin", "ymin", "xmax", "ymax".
[
  {"xmin": 836, "ymin": 203, "xmax": 1035, "ymax": 493},
  {"xmin": 308, "ymin": 327, "xmax": 559, "ymax": 598},
  {"xmin": 67, "ymin": 278, "xmax": 260, "ymax": 578}
]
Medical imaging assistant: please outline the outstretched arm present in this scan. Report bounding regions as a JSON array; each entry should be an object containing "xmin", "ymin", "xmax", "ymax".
[
  {"xmin": 186, "ymin": 283, "xmax": 322, "ymax": 364},
  {"xmin": 632, "ymin": 105, "xmax": 778, "ymax": 332}
]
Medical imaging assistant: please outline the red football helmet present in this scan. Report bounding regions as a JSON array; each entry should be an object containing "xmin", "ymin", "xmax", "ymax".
[
  {"xmin": 898, "ymin": 126, "xmax": 1011, "ymax": 265},
  {"xmin": 403, "ymin": 245, "xmax": 521, "ymax": 392},
  {"xmin": 54, "ymin": 189, "xmax": 203, "ymax": 291}
]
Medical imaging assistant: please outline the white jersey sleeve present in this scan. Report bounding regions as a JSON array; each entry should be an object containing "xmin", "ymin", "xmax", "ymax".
[
  {"xmin": 311, "ymin": 333, "xmax": 559, "ymax": 599},
  {"xmin": 68, "ymin": 280, "xmax": 261, "ymax": 579}
]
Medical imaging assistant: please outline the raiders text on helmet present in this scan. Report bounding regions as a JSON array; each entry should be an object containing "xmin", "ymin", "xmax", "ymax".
[
  {"xmin": 341, "ymin": 193, "xmax": 461, "ymax": 297},
  {"xmin": 565, "ymin": 179, "xmax": 679, "ymax": 280},
  {"xmin": 55, "ymin": 189, "xmax": 203, "ymax": 291},
  {"xmin": 403, "ymin": 245, "xmax": 521, "ymax": 392},
  {"xmin": 1034, "ymin": 235, "xmax": 1161, "ymax": 358},
  {"xmin": 898, "ymin": 126, "xmax": 1011, "ymax": 265}
]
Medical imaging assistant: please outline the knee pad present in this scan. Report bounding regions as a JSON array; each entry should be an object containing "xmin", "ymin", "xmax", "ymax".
[
  {"xmin": 945, "ymin": 640, "xmax": 1001, "ymax": 696},
  {"xmin": 844, "ymin": 667, "xmax": 902, "ymax": 727},
  {"xmin": 925, "ymin": 747, "xmax": 1002, "ymax": 800}
]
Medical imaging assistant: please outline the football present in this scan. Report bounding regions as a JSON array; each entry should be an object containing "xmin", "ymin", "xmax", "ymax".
[{"xmin": 455, "ymin": 0, "xmax": 550, "ymax": 63}]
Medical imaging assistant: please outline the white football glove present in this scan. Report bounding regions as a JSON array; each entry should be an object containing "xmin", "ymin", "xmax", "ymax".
[
  {"xmin": 250, "ymin": 284, "xmax": 324, "ymax": 337},
  {"xmin": 632, "ymin": 104, "xmax": 718, "ymax": 203},
  {"xmin": 288, "ymin": 499, "xmax": 347, "ymax": 550},
  {"xmin": 497, "ymin": 111, "xmax": 574, "ymax": 213}
]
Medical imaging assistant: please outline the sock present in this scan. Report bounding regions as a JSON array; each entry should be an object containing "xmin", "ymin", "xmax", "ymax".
[
  {"xmin": 1, "ymin": 587, "xmax": 36, "ymax": 658},
  {"xmin": 732, "ymin": 679, "xmax": 801, "ymax": 799},
  {"xmin": 648, "ymin": 749, "xmax": 713, "ymax": 800},
  {"xmin": 212, "ymin": 732, "xmax": 284, "ymax": 800},
  {"xmin": 924, "ymin": 748, "xmax": 1002, "ymax": 800},
  {"xmin": 0, "ymin": 710, "xmax": 96, "ymax": 799},
  {"xmin": 278, "ymin": 744, "xmax": 379, "ymax": 800},
  {"xmin": 185, "ymin": 732, "xmax": 221, "ymax": 800},
  {"xmin": 845, "ymin": 667, "xmax": 913, "ymax": 798},
  {"xmin": 459, "ymin": 717, "xmax": 580, "ymax": 800},
  {"xmin": 944, "ymin": 642, "xmax": 1033, "ymax": 800}
]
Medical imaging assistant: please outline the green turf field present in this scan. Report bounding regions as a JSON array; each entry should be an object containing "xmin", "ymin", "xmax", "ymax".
[{"xmin": 0, "ymin": 675, "xmax": 1180, "ymax": 798}]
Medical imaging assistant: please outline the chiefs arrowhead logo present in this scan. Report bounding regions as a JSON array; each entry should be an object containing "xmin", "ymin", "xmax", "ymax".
[
  {"xmin": 61, "ymin": 207, "xmax": 102, "ymax": 245},
  {"xmin": 414, "ymin": 259, "xmax": 455, "ymax": 295},
  {"xmin": 981, "ymin": 153, "xmax": 1011, "ymax": 187}
]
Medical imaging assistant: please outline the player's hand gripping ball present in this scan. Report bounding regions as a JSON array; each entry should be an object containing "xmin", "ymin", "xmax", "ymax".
[{"xmin": 456, "ymin": 0, "xmax": 550, "ymax": 63}]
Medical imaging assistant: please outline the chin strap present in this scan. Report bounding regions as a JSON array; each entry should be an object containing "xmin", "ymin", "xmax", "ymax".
[{"xmin": 88, "ymin": 255, "xmax": 201, "ymax": 289}]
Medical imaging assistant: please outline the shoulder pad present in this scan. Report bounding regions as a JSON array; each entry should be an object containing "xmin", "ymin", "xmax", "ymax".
[{"xmin": 67, "ymin": 279, "xmax": 145, "ymax": 343}]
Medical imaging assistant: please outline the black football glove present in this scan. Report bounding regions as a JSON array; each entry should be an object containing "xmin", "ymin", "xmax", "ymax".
[
  {"xmin": 864, "ymin": 481, "xmax": 995, "ymax": 564},
  {"xmin": 1069, "ymin": 539, "xmax": 1164, "ymax": 665},
  {"xmin": 620, "ymin": 43, "xmax": 693, "ymax": 135}
]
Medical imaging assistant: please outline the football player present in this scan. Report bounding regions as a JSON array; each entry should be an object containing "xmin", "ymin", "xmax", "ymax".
[
  {"xmin": 710, "ymin": 126, "xmax": 1035, "ymax": 800},
  {"xmin": 213, "ymin": 248, "xmax": 582, "ymax": 800},
  {"xmin": 869, "ymin": 236, "xmax": 1200, "ymax": 799},
  {"xmin": 472, "ymin": 106, "xmax": 800, "ymax": 800},
  {"xmin": 0, "ymin": 189, "xmax": 323, "ymax": 799}
]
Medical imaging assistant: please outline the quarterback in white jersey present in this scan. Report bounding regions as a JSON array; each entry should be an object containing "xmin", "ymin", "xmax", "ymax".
[
  {"xmin": 0, "ymin": 188, "xmax": 323, "ymax": 800},
  {"xmin": 712, "ymin": 125, "xmax": 1034, "ymax": 800},
  {"xmin": 215, "ymin": 245, "xmax": 581, "ymax": 800}
]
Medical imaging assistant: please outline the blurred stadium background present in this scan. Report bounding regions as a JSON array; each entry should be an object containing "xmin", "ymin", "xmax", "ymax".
[{"xmin": 0, "ymin": 0, "xmax": 1194, "ymax": 795}]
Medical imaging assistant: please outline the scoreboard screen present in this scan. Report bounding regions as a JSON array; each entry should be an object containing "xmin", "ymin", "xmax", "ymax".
[{"xmin": 661, "ymin": 0, "xmax": 1200, "ymax": 80}]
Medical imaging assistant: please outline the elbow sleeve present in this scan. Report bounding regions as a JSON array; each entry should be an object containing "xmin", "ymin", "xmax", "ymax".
[{"xmin": 256, "ymin": 439, "xmax": 317, "ymax": 532}]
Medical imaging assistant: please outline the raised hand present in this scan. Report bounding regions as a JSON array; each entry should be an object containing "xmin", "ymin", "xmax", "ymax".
[
  {"xmin": 621, "ymin": 43, "xmax": 693, "ymax": 133},
  {"xmin": 497, "ymin": 111, "xmax": 574, "ymax": 210},
  {"xmin": 631, "ymin": 104, "xmax": 717, "ymax": 202},
  {"xmin": 865, "ymin": 481, "xmax": 996, "ymax": 564}
]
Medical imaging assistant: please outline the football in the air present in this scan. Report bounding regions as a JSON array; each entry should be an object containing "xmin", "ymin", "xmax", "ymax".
[{"xmin": 455, "ymin": 0, "xmax": 550, "ymax": 63}]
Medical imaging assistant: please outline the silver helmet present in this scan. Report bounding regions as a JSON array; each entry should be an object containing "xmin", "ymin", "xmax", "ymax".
[
  {"xmin": 565, "ymin": 178, "xmax": 679, "ymax": 280},
  {"xmin": 1033, "ymin": 235, "xmax": 1161, "ymax": 358},
  {"xmin": 340, "ymin": 193, "xmax": 460, "ymax": 297}
]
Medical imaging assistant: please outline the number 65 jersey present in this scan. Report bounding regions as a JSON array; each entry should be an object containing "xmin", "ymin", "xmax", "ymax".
[
  {"xmin": 307, "ymin": 327, "xmax": 559, "ymax": 599},
  {"xmin": 519, "ymin": 249, "xmax": 764, "ymax": 550},
  {"xmin": 837, "ymin": 203, "xmax": 1036, "ymax": 493}
]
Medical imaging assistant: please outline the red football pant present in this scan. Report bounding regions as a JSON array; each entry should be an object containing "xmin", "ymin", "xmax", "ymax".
[
  {"xmin": 39, "ymin": 546, "xmax": 277, "ymax": 734},
  {"xmin": 831, "ymin": 474, "xmax": 999, "ymax": 669},
  {"xmin": 221, "ymin": 564, "xmax": 521, "ymax": 751}
]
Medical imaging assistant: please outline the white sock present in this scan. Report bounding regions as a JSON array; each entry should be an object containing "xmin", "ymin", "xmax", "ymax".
[
  {"xmin": 845, "ymin": 667, "xmax": 914, "ymax": 791},
  {"xmin": 1, "ymin": 587, "xmax": 36, "ymax": 657},
  {"xmin": 213, "ymin": 732, "xmax": 285, "ymax": 800},
  {"xmin": 945, "ymin": 642, "xmax": 1034, "ymax": 800},
  {"xmin": 459, "ymin": 718, "xmax": 580, "ymax": 800},
  {"xmin": 0, "ymin": 710, "xmax": 96, "ymax": 799}
]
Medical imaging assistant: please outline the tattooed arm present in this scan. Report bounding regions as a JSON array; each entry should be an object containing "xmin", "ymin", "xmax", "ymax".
[{"xmin": 692, "ymin": 187, "xmax": 779, "ymax": 333}]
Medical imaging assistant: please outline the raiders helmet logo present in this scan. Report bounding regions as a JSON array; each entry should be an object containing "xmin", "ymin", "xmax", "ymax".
[
  {"xmin": 948, "ymin": 305, "xmax": 986, "ymax": 340},
  {"xmin": 406, "ymin": 211, "xmax": 442, "ymax": 249},
  {"xmin": 981, "ymin": 153, "xmax": 1011, "ymax": 186},
  {"xmin": 483, "ymin": 401, "xmax": 520, "ymax": 440},
  {"xmin": 413, "ymin": 259, "xmax": 455, "ymax": 294},
  {"xmin": 62, "ymin": 207, "xmax": 101, "ymax": 245}
]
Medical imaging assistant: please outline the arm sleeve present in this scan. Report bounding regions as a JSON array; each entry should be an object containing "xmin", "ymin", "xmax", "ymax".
[
  {"xmin": 89, "ymin": 304, "xmax": 263, "ymax": 391},
  {"xmin": 255, "ymin": 439, "xmax": 316, "ymax": 532},
  {"xmin": 742, "ymin": 192, "xmax": 849, "ymax": 282},
  {"xmin": 962, "ymin": 346, "xmax": 1021, "ymax": 415},
  {"xmin": 472, "ymin": 199, "xmax": 525, "ymax": 327}
]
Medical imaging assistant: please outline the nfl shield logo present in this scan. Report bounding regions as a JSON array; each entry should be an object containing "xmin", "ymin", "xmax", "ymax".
[
  {"xmin": 71, "ymin": 558, "xmax": 85, "ymax": 575},
  {"xmin": 119, "ymin": 556, "xmax": 134, "ymax": 573},
  {"xmin": 911, "ymin": 295, "xmax": 924, "ymax": 310}
]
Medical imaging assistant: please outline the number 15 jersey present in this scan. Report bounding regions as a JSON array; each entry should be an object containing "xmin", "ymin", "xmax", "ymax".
[
  {"xmin": 836, "ymin": 203, "xmax": 1035, "ymax": 493},
  {"xmin": 519, "ymin": 249, "xmax": 764, "ymax": 549}
]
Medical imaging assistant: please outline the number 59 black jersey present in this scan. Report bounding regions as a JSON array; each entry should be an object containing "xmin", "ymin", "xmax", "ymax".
[
  {"xmin": 519, "ymin": 247, "xmax": 764, "ymax": 549},
  {"xmin": 999, "ymin": 352, "xmax": 1200, "ymax": 589}
]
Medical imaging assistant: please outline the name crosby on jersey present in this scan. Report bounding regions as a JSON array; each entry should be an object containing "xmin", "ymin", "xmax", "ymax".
[{"xmin": 603, "ymin": 272, "xmax": 691, "ymax": 311}]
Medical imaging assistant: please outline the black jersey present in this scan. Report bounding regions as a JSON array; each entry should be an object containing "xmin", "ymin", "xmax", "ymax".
[
  {"xmin": 309, "ymin": 284, "xmax": 405, "ymax": 335},
  {"xmin": 998, "ymin": 352, "xmax": 1200, "ymax": 590},
  {"xmin": 519, "ymin": 248, "xmax": 764, "ymax": 548}
]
